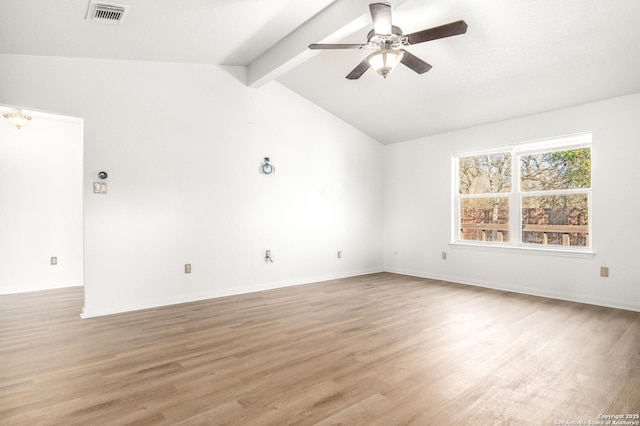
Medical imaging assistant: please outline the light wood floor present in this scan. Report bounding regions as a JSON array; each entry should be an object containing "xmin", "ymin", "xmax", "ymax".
[{"xmin": 1, "ymin": 273, "xmax": 639, "ymax": 425}]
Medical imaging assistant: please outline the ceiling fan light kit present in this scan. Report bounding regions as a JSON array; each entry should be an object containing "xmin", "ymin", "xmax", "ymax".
[
  {"xmin": 368, "ymin": 47, "xmax": 404, "ymax": 79},
  {"xmin": 309, "ymin": 2, "xmax": 467, "ymax": 80}
]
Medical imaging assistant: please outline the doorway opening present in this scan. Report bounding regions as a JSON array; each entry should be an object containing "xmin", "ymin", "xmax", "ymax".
[{"xmin": 0, "ymin": 105, "xmax": 83, "ymax": 298}]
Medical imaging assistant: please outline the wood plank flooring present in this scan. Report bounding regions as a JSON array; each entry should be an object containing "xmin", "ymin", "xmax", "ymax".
[{"xmin": 1, "ymin": 272, "xmax": 639, "ymax": 425}]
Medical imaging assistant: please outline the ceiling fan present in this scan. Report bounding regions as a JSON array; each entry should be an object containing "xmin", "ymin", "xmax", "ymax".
[{"xmin": 308, "ymin": 2, "xmax": 468, "ymax": 80}]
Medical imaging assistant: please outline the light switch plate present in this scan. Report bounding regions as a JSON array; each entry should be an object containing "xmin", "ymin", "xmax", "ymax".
[{"xmin": 93, "ymin": 182, "xmax": 107, "ymax": 194}]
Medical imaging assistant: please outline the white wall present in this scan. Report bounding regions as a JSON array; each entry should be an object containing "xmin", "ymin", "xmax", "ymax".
[
  {"xmin": 0, "ymin": 110, "xmax": 83, "ymax": 294},
  {"xmin": 0, "ymin": 54, "xmax": 383, "ymax": 317},
  {"xmin": 384, "ymin": 93, "xmax": 640, "ymax": 312},
  {"xmin": 4, "ymin": 52, "xmax": 637, "ymax": 315}
]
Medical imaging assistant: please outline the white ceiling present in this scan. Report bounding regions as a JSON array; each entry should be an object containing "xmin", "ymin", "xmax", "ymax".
[{"xmin": 2, "ymin": 0, "xmax": 640, "ymax": 144}]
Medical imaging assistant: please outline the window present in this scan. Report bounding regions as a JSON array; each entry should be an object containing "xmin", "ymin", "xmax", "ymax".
[{"xmin": 453, "ymin": 133, "xmax": 592, "ymax": 252}]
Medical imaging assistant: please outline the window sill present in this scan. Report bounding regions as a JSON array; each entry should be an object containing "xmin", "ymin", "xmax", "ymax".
[{"xmin": 449, "ymin": 242, "xmax": 596, "ymax": 259}]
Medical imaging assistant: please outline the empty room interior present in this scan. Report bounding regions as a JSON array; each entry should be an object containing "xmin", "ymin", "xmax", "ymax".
[{"xmin": 1, "ymin": 0, "xmax": 640, "ymax": 424}]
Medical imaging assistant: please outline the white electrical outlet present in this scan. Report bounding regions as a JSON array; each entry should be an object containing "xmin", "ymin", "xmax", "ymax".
[
  {"xmin": 185, "ymin": 264, "xmax": 191, "ymax": 274},
  {"xmin": 441, "ymin": 252, "xmax": 447, "ymax": 260},
  {"xmin": 51, "ymin": 256, "xmax": 57, "ymax": 265},
  {"xmin": 337, "ymin": 250, "xmax": 342, "ymax": 258}
]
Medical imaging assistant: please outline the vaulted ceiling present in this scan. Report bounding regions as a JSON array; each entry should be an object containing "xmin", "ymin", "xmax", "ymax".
[{"xmin": 2, "ymin": 0, "xmax": 640, "ymax": 144}]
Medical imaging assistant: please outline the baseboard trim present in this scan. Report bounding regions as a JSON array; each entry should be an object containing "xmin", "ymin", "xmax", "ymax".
[
  {"xmin": 0, "ymin": 281, "xmax": 83, "ymax": 296},
  {"xmin": 384, "ymin": 267, "xmax": 640, "ymax": 313},
  {"xmin": 80, "ymin": 268, "xmax": 383, "ymax": 319}
]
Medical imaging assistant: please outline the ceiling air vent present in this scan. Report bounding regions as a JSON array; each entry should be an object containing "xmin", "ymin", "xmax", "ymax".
[{"xmin": 86, "ymin": 1, "xmax": 130, "ymax": 24}]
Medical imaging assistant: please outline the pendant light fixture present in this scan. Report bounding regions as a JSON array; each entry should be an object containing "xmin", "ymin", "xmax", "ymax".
[{"xmin": 3, "ymin": 109, "xmax": 32, "ymax": 130}]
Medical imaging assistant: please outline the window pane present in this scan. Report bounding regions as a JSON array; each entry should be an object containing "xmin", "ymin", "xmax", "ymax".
[
  {"xmin": 520, "ymin": 147, "xmax": 591, "ymax": 192},
  {"xmin": 459, "ymin": 153, "xmax": 511, "ymax": 194},
  {"xmin": 522, "ymin": 194, "xmax": 589, "ymax": 246},
  {"xmin": 460, "ymin": 198, "xmax": 509, "ymax": 242}
]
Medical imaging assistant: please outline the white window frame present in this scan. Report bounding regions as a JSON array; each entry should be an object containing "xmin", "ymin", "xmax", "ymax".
[{"xmin": 451, "ymin": 133, "xmax": 593, "ymax": 257}]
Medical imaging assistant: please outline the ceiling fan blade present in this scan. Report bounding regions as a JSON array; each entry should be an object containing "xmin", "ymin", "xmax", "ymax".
[
  {"xmin": 369, "ymin": 3, "xmax": 392, "ymax": 35},
  {"xmin": 399, "ymin": 50, "xmax": 432, "ymax": 74},
  {"xmin": 346, "ymin": 59, "xmax": 371, "ymax": 80},
  {"xmin": 309, "ymin": 43, "xmax": 365, "ymax": 50},
  {"xmin": 404, "ymin": 20, "xmax": 468, "ymax": 45}
]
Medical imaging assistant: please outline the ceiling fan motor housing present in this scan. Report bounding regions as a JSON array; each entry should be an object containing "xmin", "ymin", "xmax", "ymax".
[{"xmin": 367, "ymin": 25, "xmax": 404, "ymax": 50}]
